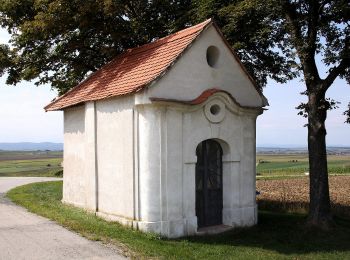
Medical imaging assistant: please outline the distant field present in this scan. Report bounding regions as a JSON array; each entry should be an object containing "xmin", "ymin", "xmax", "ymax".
[
  {"xmin": 1, "ymin": 150, "xmax": 348, "ymax": 178},
  {"xmin": 0, "ymin": 151, "xmax": 63, "ymax": 177},
  {"xmin": 0, "ymin": 150, "xmax": 62, "ymax": 161},
  {"xmin": 257, "ymin": 154, "xmax": 350, "ymax": 178}
]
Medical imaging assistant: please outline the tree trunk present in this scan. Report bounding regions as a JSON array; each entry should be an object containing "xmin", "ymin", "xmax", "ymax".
[{"xmin": 307, "ymin": 91, "xmax": 332, "ymax": 228}]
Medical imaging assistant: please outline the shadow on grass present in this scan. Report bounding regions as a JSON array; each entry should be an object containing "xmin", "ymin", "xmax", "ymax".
[
  {"xmin": 185, "ymin": 211, "xmax": 350, "ymax": 256},
  {"xmin": 258, "ymin": 199, "xmax": 350, "ymax": 222}
]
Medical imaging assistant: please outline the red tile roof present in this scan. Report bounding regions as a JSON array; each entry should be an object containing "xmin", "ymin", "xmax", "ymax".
[{"xmin": 45, "ymin": 19, "xmax": 212, "ymax": 111}]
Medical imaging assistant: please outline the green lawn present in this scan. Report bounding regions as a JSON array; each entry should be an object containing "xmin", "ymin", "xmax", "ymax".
[
  {"xmin": 7, "ymin": 181, "xmax": 350, "ymax": 259},
  {"xmin": 257, "ymin": 154, "xmax": 350, "ymax": 177},
  {"xmin": 0, "ymin": 151, "xmax": 62, "ymax": 177}
]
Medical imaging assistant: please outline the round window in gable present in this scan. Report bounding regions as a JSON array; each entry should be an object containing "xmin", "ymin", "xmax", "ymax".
[
  {"xmin": 206, "ymin": 46, "xmax": 220, "ymax": 68},
  {"xmin": 210, "ymin": 104, "xmax": 221, "ymax": 115}
]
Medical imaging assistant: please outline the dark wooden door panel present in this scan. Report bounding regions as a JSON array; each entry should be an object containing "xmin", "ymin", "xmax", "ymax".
[{"xmin": 195, "ymin": 140, "xmax": 223, "ymax": 228}]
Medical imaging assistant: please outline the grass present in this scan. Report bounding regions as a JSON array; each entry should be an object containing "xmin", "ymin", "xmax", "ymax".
[
  {"xmin": 257, "ymin": 154, "xmax": 350, "ymax": 177},
  {"xmin": 0, "ymin": 151, "xmax": 62, "ymax": 177},
  {"xmin": 7, "ymin": 181, "xmax": 350, "ymax": 259}
]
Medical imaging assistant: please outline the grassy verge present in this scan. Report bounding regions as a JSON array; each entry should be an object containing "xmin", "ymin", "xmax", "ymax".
[{"xmin": 7, "ymin": 181, "xmax": 350, "ymax": 259}]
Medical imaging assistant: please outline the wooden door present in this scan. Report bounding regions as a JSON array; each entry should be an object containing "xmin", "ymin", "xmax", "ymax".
[{"xmin": 195, "ymin": 140, "xmax": 223, "ymax": 228}]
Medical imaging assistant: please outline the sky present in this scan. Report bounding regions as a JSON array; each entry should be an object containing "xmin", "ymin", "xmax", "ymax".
[{"xmin": 0, "ymin": 29, "xmax": 349, "ymax": 146}]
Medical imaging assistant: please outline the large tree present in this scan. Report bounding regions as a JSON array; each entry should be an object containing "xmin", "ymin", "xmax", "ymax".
[
  {"xmin": 0, "ymin": 0, "xmax": 349, "ymax": 227},
  {"xmin": 193, "ymin": 0, "xmax": 349, "ymax": 227}
]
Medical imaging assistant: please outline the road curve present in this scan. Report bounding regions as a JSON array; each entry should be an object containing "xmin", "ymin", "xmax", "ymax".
[{"xmin": 0, "ymin": 177, "xmax": 126, "ymax": 260}]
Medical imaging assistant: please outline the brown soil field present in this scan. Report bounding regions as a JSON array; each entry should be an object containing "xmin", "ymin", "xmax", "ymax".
[{"xmin": 257, "ymin": 176, "xmax": 350, "ymax": 218}]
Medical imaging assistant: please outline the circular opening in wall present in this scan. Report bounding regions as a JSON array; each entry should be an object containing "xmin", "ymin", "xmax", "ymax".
[
  {"xmin": 210, "ymin": 104, "xmax": 221, "ymax": 115},
  {"xmin": 205, "ymin": 100, "xmax": 225, "ymax": 123},
  {"xmin": 206, "ymin": 46, "xmax": 220, "ymax": 68}
]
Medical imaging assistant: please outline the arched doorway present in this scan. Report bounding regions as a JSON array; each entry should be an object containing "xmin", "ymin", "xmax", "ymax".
[{"xmin": 195, "ymin": 139, "xmax": 223, "ymax": 228}]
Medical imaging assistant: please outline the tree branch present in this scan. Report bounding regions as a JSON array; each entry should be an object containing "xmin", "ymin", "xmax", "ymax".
[
  {"xmin": 281, "ymin": 0, "xmax": 304, "ymax": 52},
  {"xmin": 307, "ymin": 0, "xmax": 319, "ymax": 54},
  {"xmin": 323, "ymin": 57, "xmax": 350, "ymax": 90},
  {"xmin": 322, "ymin": 37, "xmax": 350, "ymax": 91},
  {"xmin": 281, "ymin": 0, "xmax": 321, "ymax": 88}
]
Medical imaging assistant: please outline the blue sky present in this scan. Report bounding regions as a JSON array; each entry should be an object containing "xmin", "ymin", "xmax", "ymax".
[{"xmin": 0, "ymin": 29, "xmax": 349, "ymax": 146}]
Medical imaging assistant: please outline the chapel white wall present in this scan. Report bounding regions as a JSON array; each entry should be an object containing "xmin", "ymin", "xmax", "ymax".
[
  {"xmin": 62, "ymin": 105, "xmax": 87, "ymax": 207},
  {"xmin": 95, "ymin": 95, "xmax": 135, "ymax": 219}
]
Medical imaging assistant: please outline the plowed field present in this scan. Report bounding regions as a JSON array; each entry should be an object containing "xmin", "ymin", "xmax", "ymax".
[{"xmin": 257, "ymin": 176, "xmax": 350, "ymax": 218}]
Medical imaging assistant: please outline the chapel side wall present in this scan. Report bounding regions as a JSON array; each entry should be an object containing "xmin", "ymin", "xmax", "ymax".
[
  {"xmin": 96, "ymin": 96, "xmax": 135, "ymax": 219},
  {"xmin": 63, "ymin": 105, "xmax": 87, "ymax": 207}
]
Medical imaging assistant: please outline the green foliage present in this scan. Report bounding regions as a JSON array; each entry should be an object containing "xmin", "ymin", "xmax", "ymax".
[
  {"xmin": 192, "ymin": 0, "xmax": 349, "ymax": 120},
  {"xmin": 0, "ymin": 0, "xmax": 191, "ymax": 94},
  {"xmin": 7, "ymin": 181, "xmax": 350, "ymax": 259},
  {"xmin": 193, "ymin": 0, "xmax": 300, "ymax": 88},
  {"xmin": 0, "ymin": 44, "xmax": 12, "ymax": 76}
]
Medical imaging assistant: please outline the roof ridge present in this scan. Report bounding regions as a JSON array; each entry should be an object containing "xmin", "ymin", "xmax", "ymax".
[
  {"xmin": 117, "ymin": 31, "xmax": 199, "ymax": 58},
  {"xmin": 125, "ymin": 19, "xmax": 212, "ymax": 54}
]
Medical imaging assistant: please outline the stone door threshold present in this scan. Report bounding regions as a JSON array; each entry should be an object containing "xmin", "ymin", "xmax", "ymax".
[{"xmin": 196, "ymin": 224, "xmax": 233, "ymax": 235}]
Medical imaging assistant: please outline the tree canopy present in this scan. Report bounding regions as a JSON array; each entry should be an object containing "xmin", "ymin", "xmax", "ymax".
[
  {"xmin": 0, "ymin": 0, "xmax": 191, "ymax": 94},
  {"xmin": 193, "ymin": 0, "xmax": 349, "ymax": 120}
]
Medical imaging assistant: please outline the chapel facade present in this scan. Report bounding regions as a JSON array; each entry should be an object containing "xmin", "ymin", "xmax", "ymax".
[{"xmin": 45, "ymin": 19, "xmax": 268, "ymax": 238}]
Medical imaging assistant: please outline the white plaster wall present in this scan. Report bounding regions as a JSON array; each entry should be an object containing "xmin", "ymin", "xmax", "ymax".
[
  {"xmin": 138, "ymin": 105, "xmax": 161, "ymax": 224},
  {"xmin": 137, "ymin": 104, "xmax": 189, "ymax": 237},
  {"xmin": 181, "ymin": 96, "xmax": 259, "ymax": 230},
  {"xmin": 136, "ymin": 92, "xmax": 260, "ymax": 238},
  {"xmin": 164, "ymin": 109, "xmax": 186, "ymax": 235},
  {"xmin": 96, "ymin": 96, "xmax": 135, "ymax": 219},
  {"xmin": 84, "ymin": 102, "xmax": 97, "ymax": 211},
  {"xmin": 146, "ymin": 25, "xmax": 265, "ymax": 107},
  {"xmin": 239, "ymin": 115, "xmax": 258, "ymax": 226},
  {"xmin": 63, "ymin": 105, "xmax": 87, "ymax": 207}
]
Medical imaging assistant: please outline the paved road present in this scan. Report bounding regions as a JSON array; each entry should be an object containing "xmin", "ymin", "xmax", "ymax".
[{"xmin": 0, "ymin": 177, "xmax": 126, "ymax": 260}]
